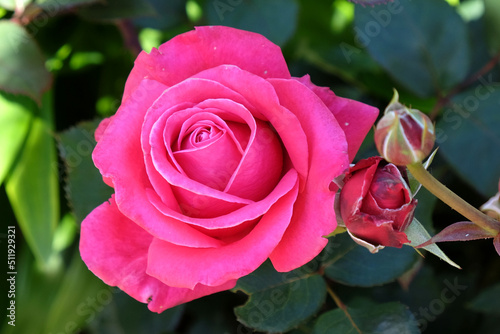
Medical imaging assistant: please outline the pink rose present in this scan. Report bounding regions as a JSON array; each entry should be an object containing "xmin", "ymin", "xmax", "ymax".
[
  {"xmin": 340, "ymin": 157, "xmax": 417, "ymax": 248},
  {"xmin": 79, "ymin": 26, "xmax": 378, "ymax": 312}
]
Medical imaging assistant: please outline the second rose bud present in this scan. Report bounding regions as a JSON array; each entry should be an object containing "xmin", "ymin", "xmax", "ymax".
[{"xmin": 339, "ymin": 156, "xmax": 417, "ymax": 249}]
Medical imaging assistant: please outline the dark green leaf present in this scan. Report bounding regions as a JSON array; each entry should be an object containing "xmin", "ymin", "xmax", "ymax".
[
  {"xmin": 205, "ymin": 0, "xmax": 299, "ymax": 46},
  {"xmin": 87, "ymin": 290, "xmax": 184, "ymax": 334},
  {"xmin": 323, "ymin": 233, "xmax": 418, "ymax": 287},
  {"xmin": 465, "ymin": 17, "xmax": 499, "ymax": 76},
  {"xmin": 313, "ymin": 302, "xmax": 419, "ymax": 334},
  {"xmin": 0, "ymin": 91, "xmax": 33, "ymax": 184},
  {"xmin": 354, "ymin": 0, "xmax": 470, "ymax": 97},
  {"xmin": 295, "ymin": 0, "xmax": 396, "ymax": 98},
  {"xmin": 350, "ymin": 0, "xmax": 394, "ymax": 4},
  {"xmin": 484, "ymin": 0, "xmax": 500, "ymax": 52},
  {"xmin": 58, "ymin": 119, "xmax": 113, "ymax": 223},
  {"xmin": 468, "ymin": 283, "xmax": 500, "ymax": 314},
  {"xmin": 35, "ymin": 0, "xmax": 100, "ymax": 11},
  {"xmin": 436, "ymin": 86, "xmax": 500, "ymax": 196},
  {"xmin": 5, "ymin": 92, "xmax": 59, "ymax": 268},
  {"xmin": 78, "ymin": 0, "xmax": 155, "ymax": 21},
  {"xmin": 133, "ymin": 0, "xmax": 187, "ymax": 30},
  {"xmin": 178, "ymin": 291, "xmax": 247, "ymax": 334},
  {"xmin": 0, "ymin": 20, "xmax": 52, "ymax": 102},
  {"xmin": 234, "ymin": 261, "xmax": 326, "ymax": 333},
  {"xmin": 413, "ymin": 185, "xmax": 438, "ymax": 232}
]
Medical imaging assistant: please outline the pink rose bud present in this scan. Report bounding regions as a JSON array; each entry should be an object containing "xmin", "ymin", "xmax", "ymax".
[
  {"xmin": 374, "ymin": 89, "xmax": 435, "ymax": 166},
  {"xmin": 340, "ymin": 156, "xmax": 417, "ymax": 248}
]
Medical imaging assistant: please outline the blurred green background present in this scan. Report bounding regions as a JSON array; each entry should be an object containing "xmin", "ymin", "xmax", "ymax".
[{"xmin": 1, "ymin": 0, "xmax": 500, "ymax": 333}]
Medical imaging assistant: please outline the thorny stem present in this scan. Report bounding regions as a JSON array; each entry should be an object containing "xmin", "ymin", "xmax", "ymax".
[
  {"xmin": 407, "ymin": 162, "xmax": 500, "ymax": 235},
  {"xmin": 429, "ymin": 49, "xmax": 500, "ymax": 120},
  {"xmin": 326, "ymin": 285, "xmax": 362, "ymax": 334}
]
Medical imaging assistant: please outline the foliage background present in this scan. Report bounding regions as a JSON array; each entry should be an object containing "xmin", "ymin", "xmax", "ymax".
[{"xmin": 1, "ymin": 0, "xmax": 499, "ymax": 333}]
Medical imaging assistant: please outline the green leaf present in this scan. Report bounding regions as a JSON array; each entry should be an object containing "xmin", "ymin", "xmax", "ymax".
[
  {"xmin": 413, "ymin": 186, "xmax": 438, "ymax": 232},
  {"xmin": 2, "ymin": 246, "xmax": 63, "ymax": 334},
  {"xmin": 5, "ymin": 92, "xmax": 59, "ymax": 268},
  {"xmin": 87, "ymin": 291, "xmax": 184, "ymax": 334},
  {"xmin": 234, "ymin": 261, "xmax": 327, "ymax": 333},
  {"xmin": 1, "ymin": 244, "xmax": 106, "ymax": 334},
  {"xmin": 405, "ymin": 218, "xmax": 461, "ymax": 269},
  {"xmin": 52, "ymin": 213, "xmax": 78, "ymax": 252},
  {"xmin": 323, "ymin": 233, "xmax": 418, "ymax": 287},
  {"xmin": 435, "ymin": 86, "xmax": 500, "ymax": 196},
  {"xmin": 295, "ymin": 0, "xmax": 396, "ymax": 98},
  {"xmin": 178, "ymin": 292, "xmax": 245, "ymax": 334},
  {"xmin": 133, "ymin": 0, "xmax": 187, "ymax": 30},
  {"xmin": 0, "ymin": 92, "xmax": 33, "ymax": 184},
  {"xmin": 35, "ymin": 0, "xmax": 100, "ymax": 11},
  {"xmin": 78, "ymin": 0, "xmax": 156, "ymax": 21},
  {"xmin": 468, "ymin": 283, "xmax": 500, "ymax": 314},
  {"xmin": 42, "ymin": 250, "xmax": 110, "ymax": 334},
  {"xmin": 484, "ymin": 0, "xmax": 500, "ymax": 52},
  {"xmin": 349, "ymin": 0, "xmax": 394, "ymax": 4},
  {"xmin": 313, "ymin": 302, "xmax": 419, "ymax": 334},
  {"xmin": 0, "ymin": 20, "xmax": 52, "ymax": 102},
  {"xmin": 354, "ymin": 0, "xmax": 470, "ymax": 97},
  {"xmin": 58, "ymin": 119, "xmax": 113, "ymax": 223},
  {"xmin": 205, "ymin": 0, "xmax": 299, "ymax": 46}
]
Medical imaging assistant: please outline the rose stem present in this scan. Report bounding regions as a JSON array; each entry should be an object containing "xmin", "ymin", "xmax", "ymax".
[
  {"xmin": 407, "ymin": 162, "xmax": 500, "ymax": 235},
  {"xmin": 326, "ymin": 285, "xmax": 361, "ymax": 334}
]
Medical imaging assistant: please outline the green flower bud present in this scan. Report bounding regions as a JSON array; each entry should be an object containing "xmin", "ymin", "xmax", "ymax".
[{"xmin": 375, "ymin": 89, "xmax": 435, "ymax": 166}]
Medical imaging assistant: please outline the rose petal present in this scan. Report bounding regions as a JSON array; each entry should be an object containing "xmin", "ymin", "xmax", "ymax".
[
  {"xmin": 267, "ymin": 78, "xmax": 349, "ymax": 272},
  {"xmin": 369, "ymin": 167, "xmax": 408, "ymax": 209},
  {"xmin": 295, "ymin": 75, "xmax": 379, "ymax": 162},
  {"xmin": 95, "ymin": 116, "xmax": 113, "ymax": 142},
  {"xmin": 146, "ymin": 170, "xmax": 300, "ymax": 289},
  {"xmin": 193, "ymin": 65, "xmax": 309, "ymax": 182},
  {"xmin": 93, "ymin": 78, "xmax": 224, "ymax": 248},
  {"xmin": 346, "ymin": 214, "xmax": 410, "ymax": 248},
  {"xmin": 147, "ymin": 168, "xmax": 299, "ymax": 235},
  {"xmin": 340, "ymin": 165, "xmax": 374, "ymax": 219},
  {"xmin": 172, "ymin": 113, "xmax": 243, "ymax": 191},
  {"xmin": 94, "ymin": 109, "xmax": 115, "ymax": 188},
  {"xmin": 143, "ymin": 81, "xmax": 258, "ymax": 218},
  {"xmin": 79, "ymin": 196, "xmax": 236, "ymax": 313},
  {"xmin": 124, "ymin": 26, "xmax": 290, "ymax": 102},
  {"xmin": 224, "ymin": 118, "xmax": 283, "ymax": 201}
]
